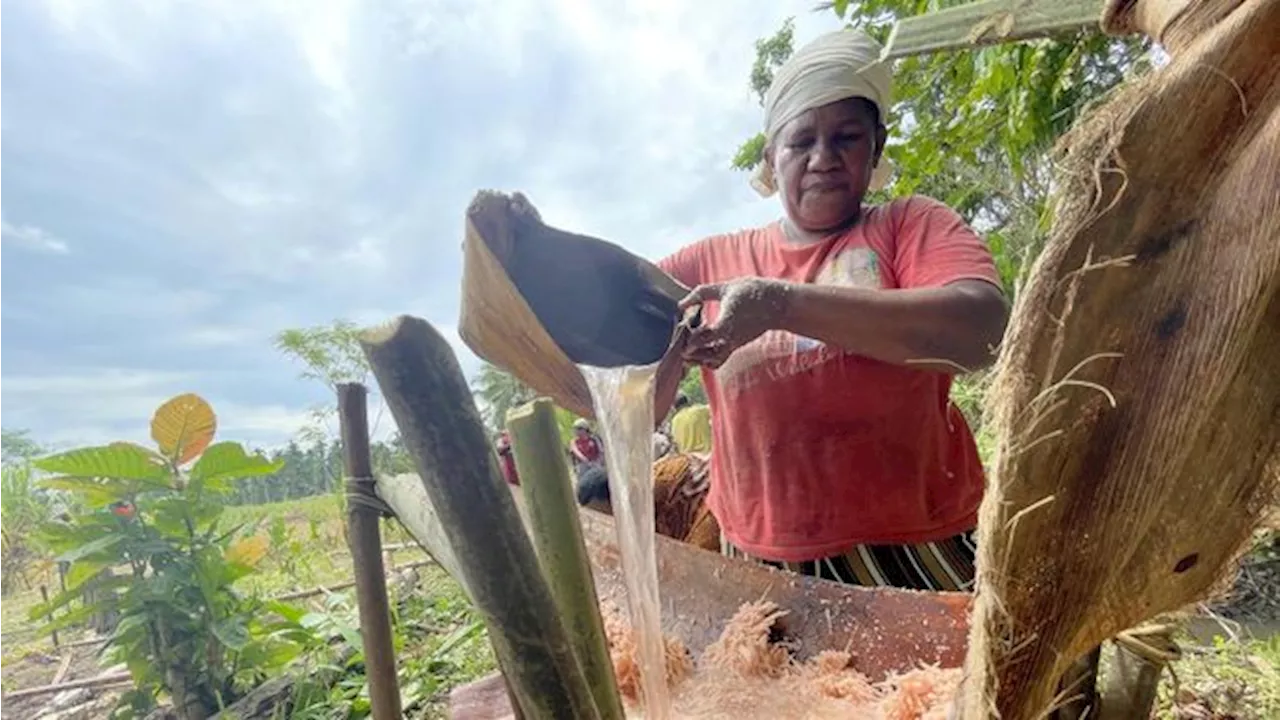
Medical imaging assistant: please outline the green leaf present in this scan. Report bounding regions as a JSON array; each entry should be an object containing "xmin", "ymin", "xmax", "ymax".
[
  {"xmin": 731, "ymin": 133, "xmax": 767, "ymax": 171},
  {"xmin": 339, "ymin": 625, "xmax": 363, "ymax": 652},
  {"xmin": 35, "ymin": 445, "xmax": 167, "ymax": 482},
  {"xmin": 431, "ymin": 619, "xmax": 484, "ymax": 660},
  {"xmin": 39, "ymin": 476, "xmax": 125, "ymax": 507},
  {"xmin": 212, "ymin": 617, "xmax": 251, "ymax": 650},
  {"xmin": 27, "ymin": 576, "xmax": 127, "ymax": 620},
  {"xmin": 66, "ymin": 559, "xmax": 113, "ymax": 590},
  {"xmin": 833, "ymin": 0, "xmax": 851, "ymax": 17},
  {"xmin": 35, "ymin": 604, "xmax": 99, "ymax": 635},
  {"xmin": 191, "ymin": 442, "xmax": 284, "ymax": 484},
  {"xmin": 264, "ymin": 600, "xmax": 307, "ymax": 625},
  {"xmin": 57, "ymin": 534, "xmax": 124, "ymax": 564}
]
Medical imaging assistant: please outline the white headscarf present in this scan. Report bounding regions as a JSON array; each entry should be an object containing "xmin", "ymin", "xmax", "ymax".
[{"xmin": 750, "ymin": 28, "xmax": 894, "ymax": 198}]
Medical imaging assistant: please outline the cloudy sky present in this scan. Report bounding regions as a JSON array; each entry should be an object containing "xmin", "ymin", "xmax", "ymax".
[{"xmin": 2, "ymin": 0, "xmax": 841, "ymax": 450}]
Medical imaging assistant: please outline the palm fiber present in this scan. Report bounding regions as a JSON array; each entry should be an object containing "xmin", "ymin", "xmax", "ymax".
[{"xmin": 961, "ymin": 0, "xmax": 1280, "ymax": 716}]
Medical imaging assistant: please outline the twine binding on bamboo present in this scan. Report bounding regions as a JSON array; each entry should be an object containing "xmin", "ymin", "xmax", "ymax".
[{"xmin": 346, "ymin": 475, "xmax": 395, "ymax": 518}]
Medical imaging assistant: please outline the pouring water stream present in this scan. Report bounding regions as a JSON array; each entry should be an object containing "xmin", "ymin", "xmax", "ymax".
[{"xmin": 580, "ymin": 363, "xmax": 672, "ymax": 719}]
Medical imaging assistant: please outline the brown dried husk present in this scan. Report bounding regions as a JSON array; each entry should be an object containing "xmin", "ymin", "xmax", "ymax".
[
  {"xmin": 458, "ymin": 191, "xmax": 690, "ymax": 420},
  {"xmin": 459, "ymin": 191, "xmax": 596, "ymax": 418},
  {"xmin": 961, "ymin": 0, "xmax": 1280, "ymax": 717}
]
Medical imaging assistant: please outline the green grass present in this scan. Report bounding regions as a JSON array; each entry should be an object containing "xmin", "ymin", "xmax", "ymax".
[{"xmin": 1154, "ymin": 631, "xmax": 1280, "ymax": 718}]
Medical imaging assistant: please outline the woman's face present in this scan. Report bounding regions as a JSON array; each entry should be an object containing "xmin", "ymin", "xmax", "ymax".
[{"xmin": 768, "ymin": 98, "xmax": 885, "ymax": 235}]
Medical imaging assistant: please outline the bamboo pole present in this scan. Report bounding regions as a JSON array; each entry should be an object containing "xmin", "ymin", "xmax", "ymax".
[
  {"xmin": 361, "ymin": 315, "xmax": 601, "ymax": 720},
  {"xmin": 270, "ymin": 559, "xmax": 436, "ymax": 602},
  {"xmin": 883, "ymin": 0, "xmax": 1105, "ymax": 60},
  {"xmin": 52, "ymin": 654, "xmax": 74, "ymax": 685},
  {"xmin": 3, "ymin": 672, "xmax": 133, "ymax": 701},
  {"xmin": 375, "ymin": 473, "xmax": 469, "ymax": 587},
  {"xmin": 1098, "ymin": 625, "xmax": 1180, "ymax": 720},
  {"xmin": 508, "ymin": 399, "xmax": 625, "ymax": 720},
  {"xmin": 338, "ymin": 383, "xmax": 403, "ymax": 720},
  {"xmin": 41, "ymin": 585, "xmax": 59, "ymax": 649}
]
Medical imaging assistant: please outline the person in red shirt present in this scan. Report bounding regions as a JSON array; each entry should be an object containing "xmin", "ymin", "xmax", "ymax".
[
  {"xmin": 495, "ymin": 431, "xmax": 519, "ymax": 487},
  {"xmin": 654, "ymin": 28, "xmax": 1008, "ymax": 591},
  {"xmin": 569, "ymin": 418, "xmax": 604, "ymax": 474}
]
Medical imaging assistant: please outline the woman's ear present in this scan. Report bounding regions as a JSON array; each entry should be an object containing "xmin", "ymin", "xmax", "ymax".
[{"xmin": 873, "ymin": 125, "xmax": 888, "ymax": 166}]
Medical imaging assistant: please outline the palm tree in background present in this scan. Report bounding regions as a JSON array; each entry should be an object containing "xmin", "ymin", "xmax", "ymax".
[{"xmin": 472, "ymin": 362, "xmax": 537, "ymax": 434}]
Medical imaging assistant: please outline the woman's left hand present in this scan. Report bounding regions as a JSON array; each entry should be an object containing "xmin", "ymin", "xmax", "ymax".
[{"xmin": 679, "ymin": 278, "xmax": 791, "ymax": 369}]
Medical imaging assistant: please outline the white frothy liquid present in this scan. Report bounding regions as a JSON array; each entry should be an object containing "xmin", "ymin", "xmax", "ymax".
[{"xmin": 580, "ymin": 363, "xmax": 672, "ymax": 720}]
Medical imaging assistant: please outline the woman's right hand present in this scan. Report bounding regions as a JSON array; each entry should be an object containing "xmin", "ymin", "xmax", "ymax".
[{"xmin": 679, "ymin": 278, "xmax": 790, "ymax": 369}]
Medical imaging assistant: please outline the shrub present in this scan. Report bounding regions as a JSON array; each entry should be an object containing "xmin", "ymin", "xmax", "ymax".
[{"xmin": 30, "ymin": 393, "xmax": 306, "ymax": 720}]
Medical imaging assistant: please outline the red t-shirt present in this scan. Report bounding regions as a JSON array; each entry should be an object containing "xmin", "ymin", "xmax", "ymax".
[
  {"xmin": 658, "ymin": 195, "xmax": 1000, "ymax": 561},
  {"xmin": 572, "ymin": 435, "xmax": 602, "ymax": 464},
  {"xmin": 496, "ymin": 436, "xmax": 519, "ymax": 486}
]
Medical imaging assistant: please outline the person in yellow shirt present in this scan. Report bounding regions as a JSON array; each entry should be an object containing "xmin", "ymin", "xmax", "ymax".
[{"xmin": 670, "ymin": 392, "xmax": 712, "ymax": 456}]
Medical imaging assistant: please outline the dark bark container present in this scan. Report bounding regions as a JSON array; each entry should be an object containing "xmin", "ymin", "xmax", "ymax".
[{"xmin": 459, "ymin": 190, "xmax": 692, "ymax": 421}]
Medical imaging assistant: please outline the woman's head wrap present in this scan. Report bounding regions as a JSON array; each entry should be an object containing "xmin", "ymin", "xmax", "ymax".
[{"xmin": 751, "ymin": 28, "xmax": 894, "ymax": 198}]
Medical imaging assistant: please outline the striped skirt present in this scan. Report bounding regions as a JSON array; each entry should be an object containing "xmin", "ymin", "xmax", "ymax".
[{"xmin": 720, "ymin": 530, "xmax": 978, "ymax": 592}]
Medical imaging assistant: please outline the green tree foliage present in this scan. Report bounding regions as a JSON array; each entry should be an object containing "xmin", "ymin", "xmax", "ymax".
[
  {"xmin": 472, "ymin": 362, "xmax": 593, "ymax": 447},
  {"xmin": 1, "ymin": 428, "xmax": 56, "ymax": 595},
  {"xmin": 274, "ymin": 320, "xmax": 370, "ymax": 389},
  {"xmin": 218, "ymin": 437, "xmax": 413, "ymax": 506},
  {"xmin": 679, "ymin": 366, "xmax": 709, "ymax": 406},
  {"xmin": 275, "ymin": 320, "xmax": 377, "ymax": 448},
  {"xmin": 472, "ymin": 362, "xmax": 537, "ymax": 434},
  {"xmin": 30, "ymin": 394, "xmax": 298, "ymax": 720},
  {"xmin": 2, "ymin": 428, "xmax": 45, "ymax": 465}
]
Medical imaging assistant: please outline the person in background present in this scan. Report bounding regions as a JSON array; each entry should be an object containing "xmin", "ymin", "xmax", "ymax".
[
  {"xmin": 495, "ymin": 431, "xmax": 519, "ymax": 486},
  {"xmin": 569, "ymin": 418, "xmax": 604, "ymax": 474},
  {"xmin": 669, "ymin": 392, "xmax": 712, "ymax": 456},
  {"xmin": 653, "ymin": 430, "xmax": 673, "ymax": 460},
  {"xmin": 652, "ymin": 27, "xmax": 1008, "ymax": 592}
]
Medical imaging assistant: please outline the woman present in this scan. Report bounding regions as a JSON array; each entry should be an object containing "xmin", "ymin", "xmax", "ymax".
[
  {"xmin": 569, "ymin": 418, "xmax": 605, "ymax": 474},
  {"xmin": 657, "ymin": 28, "xmax": 1008, "ymax": 591},
  {"xmin": 494, "ymin": 431, "xmax": 519, "ymax": 486}
]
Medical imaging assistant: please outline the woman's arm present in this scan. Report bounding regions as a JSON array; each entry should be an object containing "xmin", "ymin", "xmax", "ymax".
[
  {"xmin": 681, "ymin": 277, "xmax": 1008, "ymax": 374},
  {"xmin": 779, "ymin": 279, "xmax": 1008, "ymax": 373}
]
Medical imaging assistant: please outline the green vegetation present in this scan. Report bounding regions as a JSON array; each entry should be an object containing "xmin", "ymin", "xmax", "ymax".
[
  {"xmin": 1156, "ymin": 631, "xmax": 1280, "ymax": 718},
  {"xmin": 28, "ymin": 394, "xmax": 291, "ymax": 718},
  {"xmin": 2, "ymin": 436, "xmax": 56, "ymax": 596}
]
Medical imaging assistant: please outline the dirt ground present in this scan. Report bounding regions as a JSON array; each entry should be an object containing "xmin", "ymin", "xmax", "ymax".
[{"xmin": 0, "ymin": 639, "xmax": 126, "ymax": 720}]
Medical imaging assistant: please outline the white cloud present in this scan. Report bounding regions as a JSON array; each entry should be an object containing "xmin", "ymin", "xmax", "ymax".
[
  {"xmin": 3, "ymin": 0, "xmax": 839, "ymax": 450},
  {"xmin": 2, "ymin": 221, "xmax": 72, "ymax": 255},
  {"xmin": 3, "ymin": 368, "xmax": 194, "ymax": 397},
  {"xmin": 214, "ymin": 401, "xmax": 317, "ymax": 439},
  {"xmin": 2, "ymin": 368, "xmax": 196, "ymax": 448}
]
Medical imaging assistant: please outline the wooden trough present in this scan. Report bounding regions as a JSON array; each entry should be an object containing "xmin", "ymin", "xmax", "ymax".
[
  {"xmin": 463, "ymin": 506, "xmax": 968, "ymax": 718},
  {"xmin": 447, "ymin": 509, "xmax": 972, "ymax": 718}
]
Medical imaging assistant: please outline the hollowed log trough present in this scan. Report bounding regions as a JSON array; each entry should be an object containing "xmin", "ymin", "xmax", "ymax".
[{"xmin": 445, "ymin": 501, "xmax": 972, "ymax": 719}]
